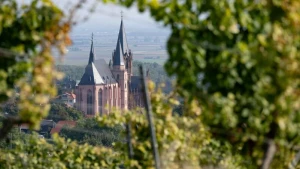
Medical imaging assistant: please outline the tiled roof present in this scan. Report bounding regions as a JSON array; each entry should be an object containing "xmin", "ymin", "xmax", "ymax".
[
  {"xmin": 94, "ymin": 59, "xmax": 118, "ymax": 84},
  {"xmin": 113, "ymin": 40, "xmax": 124, "ymax": 66},
  {"xmin": 59, "ymin": 92, "xmax": 76, "ymax": 99},
  {"xmin": 19, "ymin": 123, "xmax": 29, "ymax": 129},
  {"xmin": 79, "ymin": 34, "xmax": 105, "ymax": 85},
  {"xmin": 61, "ymin": 92, "xmax": 76, "ymax": 99},
  {"xmin": 50, "ymin": 120, "xmax": 76, "ymax": 134},
  {"xmin": 130, "ymin": 76, "xmax": 142, "ymax": 91},
  {"xmin": 113, "ymin": 19, "xmax": 130, "ymax": 66},
  {"xmin": 71, "ymin": 93, "xmax": 76, "ymax": 99},
  {"xmin": 118, "ymin": 19, "xmax": 129, "ymax": 55},
  {"xmin": 78, "ymin": 62, "xmax": 104, "ymax": 85},
  {"xmin": 20, "ymin": 120, "xmax": 56, "ymax": 130}
]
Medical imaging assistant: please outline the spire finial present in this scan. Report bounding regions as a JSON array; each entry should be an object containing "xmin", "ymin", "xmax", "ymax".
[
  {"xmin": 121, "ymin": 11, "xmax": 123, "ymax": 20},
  {"xmin": 88, "ymin": 32, "xmax": 95, "ymax": 64}
]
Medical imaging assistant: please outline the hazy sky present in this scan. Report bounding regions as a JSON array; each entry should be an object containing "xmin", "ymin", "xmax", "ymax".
[{"xmin": 51, "ymin": 0, "xmax": 169, "ymax": 34}]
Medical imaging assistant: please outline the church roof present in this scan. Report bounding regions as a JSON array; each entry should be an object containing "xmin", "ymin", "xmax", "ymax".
[
  {"xmin": 130, "ymin": 76, "xmax": 142, "ymax": 91},
  {"xmin": 113, "ymin": 40, "xmax": 124, "ymax": 66},
  {"xmin": 117, "ymin": 19, "xmax": 129, "ymax": 55},
  {"xmin": 113, "ymin": 18, "xmax": 130, "ymax": 66},
  {"xmin": 79, "ymin": 33, "xmax": 118, "ymax": 85},
  {"xmin": 94, "ymin": 59, "xmax": 117, "ymax": 84},
  {"xmin": 88, "ymin": 34, "xmax": 95, "ymax": 64},
  {"xmin": 79, "ymin": 36, "xmax": 107, "ymax": 85},
  {"xmin": 78, "ymin": 62, "xmax": 104, "ymax": 85}
]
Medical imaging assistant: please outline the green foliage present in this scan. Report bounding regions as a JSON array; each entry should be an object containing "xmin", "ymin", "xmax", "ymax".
[
  {"xmin": 0, "ymin": 0, "xmax": 72, "ymax": 129},
  {"xmin": 1, "ymin": 0, "xmax": 300, "ymax": 168},
  {"xmin": 0, "ymin": 134, "xmax": 120, "ymax": 169},
  {"xmin": 132, "ymin": 61, "xmax": 173, "ymax": 93},
  {"xmin": 98, "ymin": 82, "xmax": 245, "ymax": 169},
  {"xmin": 48, "ymin": 102, "xmax": 83, "ymax": 122},
  {"xmin": 102, "ymin": 0, "xmax": 300, "ymax": 167},
  {"xmin": 0, "ymin": 99, "xmax": 18, "ymax": 117},
  {"xmin": 60, "ymin": 118, "xmax": 122, "ymax": 147},
  {"xmin": 0, "ymin": 127, "xmax": 28, "ymax": 149},
  {"xmin": 0, "ymin": 84, "xmax": 244, "ymax": 169},
  {"xmin": 55, "ymin": 65, "xmax": 84, "ymax": 95},
  {"xmin": 56, "ymin": 65, "xmax": 85, "ymax": 82}
]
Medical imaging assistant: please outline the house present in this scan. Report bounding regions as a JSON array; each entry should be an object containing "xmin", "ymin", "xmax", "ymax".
[
  {"xmin": 56, "ymin": 92, "xmax": 76, "ymax": 107},
  {"xmin": 19, "ymin": 120, "xmax": 56, "ymax": 138},
  {"xmin": 50, "ymin": 120, "xmax": 76, "ymax": 135}
]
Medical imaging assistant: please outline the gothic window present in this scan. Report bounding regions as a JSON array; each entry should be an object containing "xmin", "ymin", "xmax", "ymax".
[
  {"xmin": 98, "ymin": 89, "xmax": 103, "ymax": 115},
  {"xmin": 79, "ymin": 89, "xmax": 82, "ymax": 109},
  {"xmin": 105, "ymin": 87, "xmax": 108, "ymax": 106},
  {"xmin": 113, "ymin": 86, "xmax": 116, "ymax": 107},
  {"xmin": 80, "ymin": 89, "xmax": 82, "ymax": 101},
  {"xmin": 87, "ymin": 89, "xmax": 93, "ymax": 115},
  {"xmin": 109, "ymin": 87, "xmax": 112, "ymax": 106}
]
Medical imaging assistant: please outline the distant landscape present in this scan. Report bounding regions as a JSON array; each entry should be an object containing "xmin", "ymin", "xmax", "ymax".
[{"xmin": 56, "ymin": 31, "xmax": 169, "ymax": 65}]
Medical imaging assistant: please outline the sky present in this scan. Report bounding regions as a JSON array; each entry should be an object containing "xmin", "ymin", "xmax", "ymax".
[{"xmin": 51, "ymin": 0, "xmax": 170, "ymax": 34}]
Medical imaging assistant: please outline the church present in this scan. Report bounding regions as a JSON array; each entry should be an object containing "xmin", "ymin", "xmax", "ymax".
[{"xmin": 75, "ymin": 18, "xmax": 144, "ymax": 116}]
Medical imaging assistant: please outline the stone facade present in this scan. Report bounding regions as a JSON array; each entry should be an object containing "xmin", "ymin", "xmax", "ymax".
[{"xmin": 75, "ymin": 19, "xmax": 144, "ymax": 116}]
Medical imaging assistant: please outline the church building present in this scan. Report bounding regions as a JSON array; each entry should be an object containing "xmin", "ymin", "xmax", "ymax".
[{"xmin": 75, "ymin": 18, "xmax": 144, "ymax": 116}]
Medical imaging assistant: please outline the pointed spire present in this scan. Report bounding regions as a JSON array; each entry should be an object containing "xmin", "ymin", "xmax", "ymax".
[
  {"xmin": 117, "ymin": 14, "xmax": 129, "ymax": 55},
  {"xmin": 113, "ymin": 40, "xmax": 124, "ymax": 66},
  {"xmin": 88, "ymin": 33, "xmax": 95, "ymax": 64}
]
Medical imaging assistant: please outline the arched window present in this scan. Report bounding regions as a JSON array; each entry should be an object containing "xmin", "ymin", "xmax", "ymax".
[
  {"xmin": 87, "ymin": 90, "xmax": 93, "ymax": 115},
  {"xmin": 98, "ymin": 89, "xmax": 103, "ymax": 115},
  {"xmin": 105, "ymin": 87, "xmax": 108, "ymax": 107},
  {"xmin": 109, "ymin": 86, "xmax": 112, "ymax": 106},
  {"xmin": 79, "ymin": 89, "xmax": 82, "ymax": 109},
  {"xmin": 113, "ymin": 86, "xmax": 116, "ymax": 107},
  {"xmin": 80, "ymin": 89, "xmax": 82, "ymax": 101}
]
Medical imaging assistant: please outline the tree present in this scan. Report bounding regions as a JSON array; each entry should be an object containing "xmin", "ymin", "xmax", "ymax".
[
  {"xmin": 0, "ymin": 99, "xmax": 18, "ymax": 117},
  {"xmin": 132, "ymin": 61, "xmax": 173, "ymax": 93},
  {"xmin": 98, "ymin": 81, "xmax": 246, "ymax": 169},
  {"xmin": 0, "ymin": 0, "xmax": 72, "ymax": 132},
  {"xmin": 60, "ymin": 118, "xmax": 122, "ymax": 147},
  {"xmin": 1, "ymin": 0, "xmax": 300, "ymax": 168},
  {"xmin": 48, "ymin": 102, "xmax": 83, "ymax": 122},
  {"xmin": 111, "ymin": 0, "xmax": 300, "ymax": 167},
  {"xmin": 56, "ymin": 65, "xmax": 85, "ymax": 82},
  {"xmin": 0, "ymin": 134, "xmax": 120, "ymax": 169},
  {"xmin": 0, "ymin": 127, "xmax": 28, "ymax": 149}
]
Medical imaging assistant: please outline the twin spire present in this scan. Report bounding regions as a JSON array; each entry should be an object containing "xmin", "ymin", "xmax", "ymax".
[
  {"xmin": 87, "ymin": 12, "xmax": 129, "ymax": 66},
  {"xmin": 117, "ymin": 15, "xmax": 129, "ymax": 55},
  {"xmin": 113, "ymin": 11, "xmax": 129, "ymax": 66},
  {"xmin": 79, "ymin": 33, "xmax": 103, "ymax": 85},
  {"xmin": 88, "ymin": 33, "xmax": 95, "ymax": 64},
  {"xmin": 80, "ymin": 13, "xmax": 129, "ymax": 86},
  {"xmin": 114, "ymin": 39, "xmax": 125, "ymax": 66}
]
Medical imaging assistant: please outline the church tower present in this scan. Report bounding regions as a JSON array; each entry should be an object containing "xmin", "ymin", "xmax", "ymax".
[
  {"xmin": 111, "ymin": 17, "xmax": 130, "ymax": 110},
  {"xmin": 76, "ymin": 34, "xmax": 104, "ymax": 116}
]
